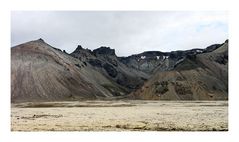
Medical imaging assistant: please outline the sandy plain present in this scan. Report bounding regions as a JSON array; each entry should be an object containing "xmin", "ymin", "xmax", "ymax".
[{"xmin": 11, "ymin": 100, "xmax": 228, "ymax": 131}]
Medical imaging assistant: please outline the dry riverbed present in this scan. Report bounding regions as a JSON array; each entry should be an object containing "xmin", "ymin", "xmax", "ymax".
[{"xmin": 11, "ymin": 100, "xmax": 228, "ymax": 131}]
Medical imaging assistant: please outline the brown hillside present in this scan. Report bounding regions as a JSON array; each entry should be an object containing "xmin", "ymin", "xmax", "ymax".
[{"xmin": 132, "ymin": 41, "xmax": 228, "ymax": 100}]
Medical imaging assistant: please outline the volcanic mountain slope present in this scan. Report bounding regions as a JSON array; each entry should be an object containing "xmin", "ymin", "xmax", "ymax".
[
  {"xmin": 11, "ymin": 38, "xmax": 228, "ymax": 102},
  {"xmin": 11, "ymin": 39, "xmax": 128, "ymax": 102},
  {"xmin": 132, "ymin": 40, "xmax": 228, "ymax": 100},
  {"xmin": 70, "ymin": 45, "xmax": 149, "ymax": 91}
]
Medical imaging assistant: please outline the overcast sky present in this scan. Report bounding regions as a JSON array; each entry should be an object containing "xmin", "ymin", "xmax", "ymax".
[{"xmin": 11, "ymin": 11, "xmax": 228, "ymax": 56}]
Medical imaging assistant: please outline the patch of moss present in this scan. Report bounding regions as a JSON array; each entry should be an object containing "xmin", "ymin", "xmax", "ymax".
[{"xmin": 154, "ymin": 81, "xmax": 169, "ymax": 94}]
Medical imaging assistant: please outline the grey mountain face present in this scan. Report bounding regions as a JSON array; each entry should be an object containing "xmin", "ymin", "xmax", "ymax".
[{"xmin": 11, "ymin": 39, "xmax": 228, "ymax": 102}]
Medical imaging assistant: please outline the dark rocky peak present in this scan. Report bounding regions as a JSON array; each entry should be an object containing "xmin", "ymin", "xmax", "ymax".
[
  {"xmin": 93, "ymin": 46, "xmax": 115, "ymax": 56},
  {"xmin": 225, "ymin": 39, "xmax": 228, "ymax": 44},
  {"xmin": 72, "ymin": 45, "xmax": 84, "ymax": 53},
  {"xmin": 37, "ymin": 38, "xmax": 45, "ymax": 43},
  {"xmin": 72, "ymin": 45, "xmax": 92, "ymax": 54},
  {"xmin": 76, "ymin": 45, "xmax": 83, "ymax": 50},
  {"xmin": 70, "ymin": 45, "xmax": 93, "ymax": 61}
]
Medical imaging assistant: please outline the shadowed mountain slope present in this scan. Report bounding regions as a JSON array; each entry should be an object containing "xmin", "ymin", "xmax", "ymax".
[{"xmin": 70, "ymin": 45, "xmax": 149, "ymax": 91}]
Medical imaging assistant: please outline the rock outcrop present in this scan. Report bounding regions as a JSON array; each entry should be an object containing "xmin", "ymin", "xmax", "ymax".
[{"xmin": 93, "ymin": 46, "xmax": 116, "ymax": 56}]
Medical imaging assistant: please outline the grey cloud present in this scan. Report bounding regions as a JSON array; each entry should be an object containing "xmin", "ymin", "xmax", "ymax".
[{"xmin": 11, "ymin": 11, "xmax": 228, "ymax": 56}]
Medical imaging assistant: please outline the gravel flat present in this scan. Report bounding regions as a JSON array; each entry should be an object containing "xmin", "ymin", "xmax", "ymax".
[{"xmin": 11, "ymin": 100, "xmax": 228, "ymax": 131}]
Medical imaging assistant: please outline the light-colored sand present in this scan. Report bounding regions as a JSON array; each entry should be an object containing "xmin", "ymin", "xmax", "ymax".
[{"xmin": 11, "ymin": 100, "xmax": 228, "ymax": 131}]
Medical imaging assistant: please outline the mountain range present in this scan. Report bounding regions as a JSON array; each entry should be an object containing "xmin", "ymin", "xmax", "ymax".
[{"xmin": 11, "ymin": 39, "xmax": 228, "ymax": 102}]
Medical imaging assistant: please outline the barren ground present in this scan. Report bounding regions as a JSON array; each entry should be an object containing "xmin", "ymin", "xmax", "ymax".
[{"xmin": 11, "ymin": 100, "xmax": 228, "ymax": 131}]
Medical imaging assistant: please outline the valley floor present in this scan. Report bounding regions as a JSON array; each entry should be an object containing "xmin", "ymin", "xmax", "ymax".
[{"xmin": 11, "ymin": 100, "xmax": 228, "ymax": 131}]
